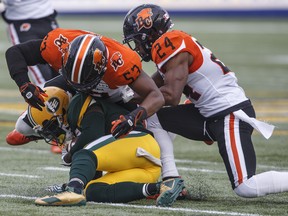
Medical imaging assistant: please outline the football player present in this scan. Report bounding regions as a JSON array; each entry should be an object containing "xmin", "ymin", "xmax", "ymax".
[
  {"xmin": 30, "ymin": 88, "xmax": 162, "ymax": 206},
  {"xmin": 5, "ymin": 28, "xmax": 164, "ymax": 150},
  {"xmin": 2, "ymin": 0, "xmax": 60, "ymax": 153},
  {"xmin": 1, "ymin": 0, "xmax": 59, "ymax": 88},
  {"xmin": 6, "ymin": 75, "xmax": 76, "ymax": 153},
  {"xmin": 25, "ymin": 86, "xmax": 73, "ymax": 147},
  {"xmin": 123, "ymin": 4, "xmax": 288, "ymax": 207}
]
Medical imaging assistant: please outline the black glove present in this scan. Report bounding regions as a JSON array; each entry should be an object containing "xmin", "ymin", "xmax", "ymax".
[
  {"xmin": 111, "ymin": 106, "xmax": 147, "ymax": 139},
  {"xmin": 19, "ymin": 82, "xmax": 48, "ymax": 111}
]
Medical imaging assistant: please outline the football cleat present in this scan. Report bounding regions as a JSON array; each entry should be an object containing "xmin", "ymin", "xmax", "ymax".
[
  {"xmin": 176, "ymin": 187, "xmax": 191, "ymax": 200},
  {"xmin": 50, "ymin": 144, "xmax": 62, "ymax": 154},
  {"xmin": 146, "ymin": 193, "xmax": 160, "ymax": 200},
  {"xmin": 147, "ymin": 187, "xmax": 189, "ymax": 200},
  {"xmin": 35, "ymin": 186, "xmax": 86, "ymax": 206},
  {"xmin": 45, "ymin": 183, "xmax": 67, "ymax": 193},
  {"xmin": 156, "ymin": 177, "xmax": 185, "ymax": 207},
  {"xmin": 183, "ymin": 99, "xmax": 192, "ymax": 104},
  {"xmin": 204, "ymin": 140, "xmax": 214, "ymax": 145},
  {"xmin": 6, "ymin": 129, "xmax": 41, "ymax": 145}
]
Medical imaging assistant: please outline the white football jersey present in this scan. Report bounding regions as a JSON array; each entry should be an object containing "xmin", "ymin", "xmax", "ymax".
[
  {"xmin": 152, "ymin": 30, "xmax": 248, "ymax": 117},
  {"xmin": 3, "ymin": 0, "xmax": 54, "ymax": 20},
  {"xmin": 89, "ymin": 80, "xmax": 132, "ymax": 103}
]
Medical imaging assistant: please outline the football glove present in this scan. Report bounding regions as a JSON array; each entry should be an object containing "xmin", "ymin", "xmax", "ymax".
[
  {"xmin": 61, "ymin": 148, "xmax": 72, "ymax": 166},
  {"xmin": 19, "ymin": 82, "xmax": 48, "ymax": 111},
  {"xmin": 61, "ymin": 139, "xmax": 76, "ymax": 166},
  {"xmin": 111, "ymin": 106, "xmax": 147, "ymax": 139}
]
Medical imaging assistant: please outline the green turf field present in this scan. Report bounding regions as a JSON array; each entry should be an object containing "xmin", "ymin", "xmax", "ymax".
[{"xmin": 0, "ymin": 16, "xmax": 287, "ymax": 216}]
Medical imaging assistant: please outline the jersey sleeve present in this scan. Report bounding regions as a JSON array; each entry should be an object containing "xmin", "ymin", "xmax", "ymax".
[
  {"xmin": 151, "ymin": 30, "xmax": 202, "ymax": 72},
  {"xmin": 40, "ymin": 28, "xmax": 97, "ymax": 72},
  {"xmin": 102, "ymin": 37, "xmax": 142, "ymax": 89},
  {"xmin": 6, "ymin": 39, "xmax": 45, "ymax": 87}
]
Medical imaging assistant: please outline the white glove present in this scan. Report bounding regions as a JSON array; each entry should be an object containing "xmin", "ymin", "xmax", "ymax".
[
  {"xmin": 61, "ymin": 148, "xmax": 71, "ymax": 166},
  {"xmin": 121, "ymin": 85, "xmax": 134, "ymax": 103},
  {"xmin": 61, "ymin": 139, "xmax": 76, "ymax": 166}
]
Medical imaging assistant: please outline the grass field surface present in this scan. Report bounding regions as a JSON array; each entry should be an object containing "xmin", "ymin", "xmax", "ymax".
[{"xmin": 0, "ymin": 16, "xmax": 287, "ymax": 215}]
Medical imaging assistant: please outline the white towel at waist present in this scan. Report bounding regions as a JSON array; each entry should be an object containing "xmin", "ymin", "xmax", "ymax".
[
  {"xmin": 136, "ymin": 147, "xmax": 162, "ymax": 167},
  {"xmin": 233, "ymin": 110, "xmax": 275, "ymax": 139}
]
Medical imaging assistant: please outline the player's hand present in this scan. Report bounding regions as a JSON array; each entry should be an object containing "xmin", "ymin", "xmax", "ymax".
[
  {"xmin": 19, "ymin": 82, "xmax": 48, "ymax": 111},
  {"xmin": 111, "ymin": 106, "xmax": 147, "ymax": 139},
  {"xmin": 61, "ymin": 147, "xmax": 72, "ymax": 166},
  {"xmin": 61, "ymin": 138, "xmax": 76, "ymax": 166}
]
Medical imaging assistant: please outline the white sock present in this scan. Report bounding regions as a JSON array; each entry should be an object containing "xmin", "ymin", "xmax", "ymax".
[
  {"xmin": 147, "ymin": 114, "xmax": 179, "ymax": 179},
  {"xmin": 15, "ymin": 111, "xmax": 37, "ymax": 136},
  {"xmin": 234, "ymin": 171, "xmax": 288, "ymax": 197}
]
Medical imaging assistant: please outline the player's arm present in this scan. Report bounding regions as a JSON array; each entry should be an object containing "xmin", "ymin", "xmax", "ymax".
[
  {"xmin": 111, "ymin": 70, "xmax": 164, "ymax": 138},
  {"xmin": 5, "ymin": 39, "xmax": 48, "ymax": 110},
  {"xmin": 64, "ymin": 103, "xmax": 105, "ymax": 164},
  {"xmin": 160, "ymin": 52, "xmax": 191, "ymax": 106},
  {"xmin": 132, "ymin": 70, "xmax": 163, "ymax": 103},
  {"xmin": 151, "ymin": 70, "xmax": 164, "ymax": 88},
  {"xmin": 129, "ymin": 71, "xmax": 164, "ymax": 117},
  {"xmin": 6, "ymin": 39, "xmax": 46, "ymax": 87}
]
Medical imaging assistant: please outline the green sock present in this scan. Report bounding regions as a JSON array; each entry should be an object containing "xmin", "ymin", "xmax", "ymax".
[
  {"xmin": 69, "ymin": 149, "xmax": 97, "ymax": 186},
  {"xmin": 86, "ymin": 182, "xmax": 147, "ymax": 203}
]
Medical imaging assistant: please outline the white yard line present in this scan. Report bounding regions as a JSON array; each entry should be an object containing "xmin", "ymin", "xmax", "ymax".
[
  {"xmin": 175, "ymin": 159, "xmax": 288, "ymax": 171},
  {"xmin": 41, "ymin": 167, "xmax": 70, "ymax": 172},
  {"xmin": 177, "ymin": 167, "xmax": 226, "ymax": 173},
  {"xmin": 0, "ymin": 194, "xmax": 262, "ymax": 216},
  {"xmin": 0, "ymin": 147, "xmax": 286, "ymax": 172},
  {"xmin": 0, "ymin": 194, "xmax": 37, "ymax": 199},
  {"xmin": 91, "ymin": 202, "xmax": 262, "ymax": 216},
  {"xmin": 0, "ymin": 146, "xmax": 49, "ymax": 154},
  {"xmin": 0, "ymin": 173, "xmax": 41, "ymax": 178}
]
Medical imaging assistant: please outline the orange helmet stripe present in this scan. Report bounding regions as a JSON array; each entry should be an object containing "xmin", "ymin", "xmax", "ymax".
[{"xmin": 72, "ymin": 34, "xmax": 95, "ymax": 83}]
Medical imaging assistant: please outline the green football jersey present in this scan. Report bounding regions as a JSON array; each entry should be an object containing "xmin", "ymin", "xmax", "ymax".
[{"xmin": 67, "ymin": 92, "xmax": 131, "ymax": 154}]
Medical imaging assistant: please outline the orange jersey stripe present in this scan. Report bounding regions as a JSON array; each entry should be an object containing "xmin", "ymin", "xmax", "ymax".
[
  {"xmin": 229, "ymin": 113, "xmax": 243, "ymax": 185},
  {"xmin": 72, "ymin": 35, "xmax": 95, "ymax": 83}
]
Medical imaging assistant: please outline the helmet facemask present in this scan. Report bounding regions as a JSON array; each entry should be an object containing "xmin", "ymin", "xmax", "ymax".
[
  {"xmin": 123, "ymin": 31, "xmax": 156, "ymax": 62},
  {"xmin": 34, "ymin": 115, "xmax": 68, "ymax": 146}
]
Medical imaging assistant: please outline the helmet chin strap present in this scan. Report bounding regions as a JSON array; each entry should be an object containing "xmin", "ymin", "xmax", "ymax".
[{"xmin": 33, "ymin": 124, "xmax": 43, "ymax": 134}]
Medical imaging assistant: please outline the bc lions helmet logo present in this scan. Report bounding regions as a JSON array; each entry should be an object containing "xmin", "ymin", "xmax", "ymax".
[
  {"xmin": 110, "ymin": 51, "xmax": 124, "ymax": 71},
  {"xmin": 93, "ymin": 48, "xmax": 105, "ymax": 74},
  {"xmin": 135, "ymin": 8, "xmax": 153, "ymax": 31}
]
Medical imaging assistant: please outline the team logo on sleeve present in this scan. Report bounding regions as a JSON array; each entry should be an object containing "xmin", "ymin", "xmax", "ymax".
[
  {"xmin": 54, "ymin": 34, "xmax": 70, "ymax": 54},
  {"xmin": 135, "ymin": 8, "xmax": 153, "ymax": 31},
  {"xmin": 110, "ymin": 51, "xmax": 124, "ymax": 71}
]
